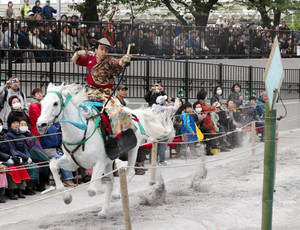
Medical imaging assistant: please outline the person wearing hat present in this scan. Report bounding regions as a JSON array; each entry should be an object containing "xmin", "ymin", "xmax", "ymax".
[
  {"xmin": 152, "ymin": 95, "xmax": 180, "ymax": 166},
  {"xmin": 32, "ymin": 0, "xmax": 42, "ymax": 15},
  {"xmin": 71, "ymin": 38, "xmax": 131, "ymax": 136},
  {"xmin": 42, "ymin": 0, "xmax": 57, "ymax": 20},
  {"xmin": 77, "ymin": 24, "xmax": 90, "ymax": 50},
  {"xmin": 17, "ymin": 22, "xmax": 30, "ymax": 49},
  {"xmin": 19, "ymin": 0, "xmax": 31, "ymax": 19},
  {"xmin": 116, "ymin": 85, "xmax": 128, "ymax": 106}
]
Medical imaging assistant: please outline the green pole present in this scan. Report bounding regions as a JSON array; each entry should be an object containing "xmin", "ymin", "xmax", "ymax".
[{"xmin": 261, "ymin": 100, "xmax": 277, "ymax": 230}]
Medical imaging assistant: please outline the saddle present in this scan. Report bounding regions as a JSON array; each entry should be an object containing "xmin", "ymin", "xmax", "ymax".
[{"xmin": 100, "ymin": 114, "xmax": 137, "ymax": 160}]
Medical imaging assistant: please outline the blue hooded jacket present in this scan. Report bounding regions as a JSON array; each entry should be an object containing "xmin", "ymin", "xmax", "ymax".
[{"xmin": 180, "ymin": 112, "xmax": 198, "ymax": 142}]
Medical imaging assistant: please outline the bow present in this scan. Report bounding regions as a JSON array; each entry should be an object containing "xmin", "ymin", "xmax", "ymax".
[
  {"xmin": 101, "ymin": 0, "xmax": 134, "ymax": 111},
  {"xmin": 127, "ymin": 0, "xmax": 134, "ymax": 55}
]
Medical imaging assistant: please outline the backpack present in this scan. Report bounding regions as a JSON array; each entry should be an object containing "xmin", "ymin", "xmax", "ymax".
[
  {"xmin": 0, "ymin": 89, "xmax": 25, "ymax": 110},
  {"xmin": 40, "ymin": 123, "xmax": 62, "ymax": 149}
]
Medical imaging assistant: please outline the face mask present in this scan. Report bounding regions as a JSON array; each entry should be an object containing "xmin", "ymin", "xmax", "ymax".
[
  {"xmin": 90, "ymin": 32, "xmax": 95, "ymax": 37},
  {"xmin": 217, "ymin": 90, "xmax": 222, "ymax": 95},
  {"xmin": 20, "ymin": 126, "xmax": 28, "ymax": 133},
  {"xmin": 0, "ymin": 126, "xmax": 3, "ymax": 133},
  {"xmin": 195, "ymin": 108, "xmax": 202, "ymax": 113},
  {"xmin": 12, "ymin": 102, "xmax": 22, "ymax": 110}
]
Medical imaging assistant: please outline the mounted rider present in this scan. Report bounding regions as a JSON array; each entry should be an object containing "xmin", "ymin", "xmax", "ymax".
[{"xmin": 71, "ymin": 38, "xmax": 132, "ymax": 136}]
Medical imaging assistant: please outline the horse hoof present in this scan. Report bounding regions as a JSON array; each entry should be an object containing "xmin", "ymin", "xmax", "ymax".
[
  {"xmin": 97, "ymin": 212, "xmax": 107, "ymax": 219},
  {"xmin": 88, "ymin": 189, "xmax": 96, "ymax": 197},
  {"xmin": 63, "ymin": 194, "xmax": 72, "ymax": 205},
  {"xmin": 111, "ymin": 194, "xmax": 120, "ymax": 202}
]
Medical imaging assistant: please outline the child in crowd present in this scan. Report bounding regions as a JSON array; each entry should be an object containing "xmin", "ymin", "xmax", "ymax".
[{"xmin": 180, "ymin": 102, "xmax": 198, "ymax": 159}]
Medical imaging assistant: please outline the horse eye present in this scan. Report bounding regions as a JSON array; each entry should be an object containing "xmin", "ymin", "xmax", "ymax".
[{"xmin": 53, "ymin": 102, "xmax": 58, "ymax": 106}]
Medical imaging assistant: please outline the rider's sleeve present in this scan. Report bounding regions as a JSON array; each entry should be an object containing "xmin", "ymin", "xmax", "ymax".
[{"xmin": 76, "ymin": 55, "xmax": 89, "ymax": 67}]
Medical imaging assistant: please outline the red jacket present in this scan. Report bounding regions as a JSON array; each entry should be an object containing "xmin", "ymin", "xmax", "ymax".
[
  {"xmin": 199, "ymin": 101, "xmax": 216, "ymax": 134},
  {"xmin": 76, "ymin": 55, "xmax": 122, "ymax": 89},
  {"xmin": 29, "ymin": 102, "xmax": 41, "ymax": 141}
]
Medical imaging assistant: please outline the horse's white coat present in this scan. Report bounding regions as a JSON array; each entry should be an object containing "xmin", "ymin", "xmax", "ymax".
[{"xmin": 36, "ymin": 83, "xmax": 174, "ymax": 218}]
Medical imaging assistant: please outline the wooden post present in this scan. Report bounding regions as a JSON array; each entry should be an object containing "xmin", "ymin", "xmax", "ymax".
[
  {"xmin": 251, "ymin": 121, "xmax": 256, "ymax": 156},
  {"xmin": 119, "ymin": 167, "xmax": 132, "ymax": 230},
  {"xmin": 150, "ymin": 140, "xmax": 158, "ymax": 186}
]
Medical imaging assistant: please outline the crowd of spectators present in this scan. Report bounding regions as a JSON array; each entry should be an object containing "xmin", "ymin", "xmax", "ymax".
[
  {"xmin": 1, "ymin": 1, "xmax": 300, "ymax": 62},
  {"xmin": 144, "ymin": 82, "xmax": 266, "ymax": 163}
]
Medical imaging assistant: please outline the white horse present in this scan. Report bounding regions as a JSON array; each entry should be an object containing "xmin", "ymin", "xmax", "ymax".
[{"xmin": 36, "ymin": 83, "xmax": 173, "ymax": 219}]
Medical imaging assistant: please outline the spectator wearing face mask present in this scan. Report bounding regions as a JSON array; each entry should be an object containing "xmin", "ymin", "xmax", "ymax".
[
  {"xmin": 6, "ymin": 115, "xmax": 32, "ymax": 199},
  {"xmin": 211, "ymin": 85, "xmax": 224, "ymax": 106},
  {"xmin": 7, "ymin": 95, "xmax": 30, "ymax": 132},
  {"xmin": 0, "ymin": 77, "xmax": 28, "ymax": 130},
  {"xmin": 144, "ymin": 83, "xmax": 166, "ymax": 107},
  {"xmin": 0, "ymin": 118, "xmax": 31, "ymax": 200},
  {"xmin": 192, "ymin": 101, "xmax": 218, "ymax": 156},
  {"xmin": 20, "ymin": 119, "xmax": 50, "ymax": 192}
]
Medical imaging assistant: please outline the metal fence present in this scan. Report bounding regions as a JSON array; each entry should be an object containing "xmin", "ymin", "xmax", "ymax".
[
  {"xmin": 1, "ymin": 18, "xmax": 300, "ymax": 60},
  {"xmin": 0, "ymin": 49, "xmax": 299, "ymax": 101}
]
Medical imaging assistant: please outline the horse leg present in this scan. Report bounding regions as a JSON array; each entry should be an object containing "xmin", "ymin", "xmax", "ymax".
[
  {"xmin": 97, "ymin": 163, "xmax": 114, "ymax": 219},
  {"xmin": 49, "ymin": 156, "xmax": 78, "ymax": 205},
  {"xmin": 112, "ymin": 146, "xmax": 139, "ymax": 201},
  {"xmin": 88, "ymin": 162, "xmax": 106, "ymax": 197}
]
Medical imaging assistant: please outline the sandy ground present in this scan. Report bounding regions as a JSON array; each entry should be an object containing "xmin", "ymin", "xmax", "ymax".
[{"xmin": 0, "ymin": 128, "xmax": 300, "ymax": 230}]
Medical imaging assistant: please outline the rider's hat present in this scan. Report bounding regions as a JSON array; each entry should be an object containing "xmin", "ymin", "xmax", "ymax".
[{"xmin": 89, "ymin": 38, "xmax": 112, "ymax": 48}]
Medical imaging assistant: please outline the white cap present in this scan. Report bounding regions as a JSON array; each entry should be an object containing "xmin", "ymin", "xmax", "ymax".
[
  {"xmin": 27, "ymin": 11, "xmax": 34, "ymax": 16},
  {"xmin": 79, "ymin": 24, "xmax": 87, "ymax": 28},
  {"xmin": 156, "ymin": 95, "xmax": 168, "ymax": 105},
  {"xmin": 219, "ymin": 15, "xmax": 223, "ymax": 18}
]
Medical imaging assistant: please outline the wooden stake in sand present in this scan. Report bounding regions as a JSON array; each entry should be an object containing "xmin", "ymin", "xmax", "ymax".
[
  {"xmin": 150, "ymin": 140, "xmax": 158, "ymax": 186},
  {"xmin": 119, "ymin": 167, "xmax": 132, "ymax": 230}
]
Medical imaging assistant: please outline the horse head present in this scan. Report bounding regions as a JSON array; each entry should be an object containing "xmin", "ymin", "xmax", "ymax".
[{"xmin": 37, "ymin": 83, "xmax": 65, "ymax": 134}]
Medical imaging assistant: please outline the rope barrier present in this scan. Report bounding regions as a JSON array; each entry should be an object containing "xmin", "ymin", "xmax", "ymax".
[
  {"xmin": 0, "ymin": 168, "xmax": 119, "ymax": 213},
  {"xmin": 0, "ymin": 142, "xmax": 264, "ymax": 213}
]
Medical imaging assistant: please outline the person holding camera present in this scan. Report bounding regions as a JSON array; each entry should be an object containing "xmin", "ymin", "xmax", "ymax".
[
  {"xmin": 0, "ymin": 76, "xmax": 28, "ymax": 130},
  {"xmin": 144, "ymin": 83, "xmax": 166, "ymax": 107}
]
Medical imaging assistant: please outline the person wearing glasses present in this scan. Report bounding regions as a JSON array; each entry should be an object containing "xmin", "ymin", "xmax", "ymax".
[{"xmin": 0, "ymin": 76, "xmax": 28, "ymax": 130}]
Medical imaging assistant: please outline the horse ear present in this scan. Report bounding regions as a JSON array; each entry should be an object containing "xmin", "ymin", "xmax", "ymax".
[{"xmin": 47, "ymin": 83, "xmax": 54, "ymax": 91}]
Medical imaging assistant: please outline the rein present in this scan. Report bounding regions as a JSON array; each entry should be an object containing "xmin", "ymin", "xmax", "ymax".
[{"xmin": 48, "ymin": 90, "xmax": 101, "ymax": 167}]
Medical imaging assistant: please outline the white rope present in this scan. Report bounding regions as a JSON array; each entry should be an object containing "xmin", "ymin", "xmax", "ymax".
[
  {"xmin": 0, "ymin": 142, "xmax": 265, "ymax": 213},
  {"xmin": 0, "ymin": 168, "xmax": 119, "ymax": 213}
]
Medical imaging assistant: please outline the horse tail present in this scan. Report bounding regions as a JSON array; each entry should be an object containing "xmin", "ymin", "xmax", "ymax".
[{"xmin": 131, "ymin": 108, "xmax": 175, "ymax": 140}]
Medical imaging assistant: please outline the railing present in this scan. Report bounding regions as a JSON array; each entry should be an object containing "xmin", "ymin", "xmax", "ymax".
[
  {"xmin": 0, "ymin": 48, "xmax": 299, "ymax": 100},
  {"xmin": 1, "ymin": 18, "xmax": 300, "ymax": 60}
]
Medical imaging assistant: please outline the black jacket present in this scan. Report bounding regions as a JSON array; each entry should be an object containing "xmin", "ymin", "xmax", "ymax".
[
  {"xmin": 6, "ymin": 128, "xmax": 31, "ymax": 162},
  {"xmin": 144, "ymin": 90, "xmax": 166, "ymax": 107}
]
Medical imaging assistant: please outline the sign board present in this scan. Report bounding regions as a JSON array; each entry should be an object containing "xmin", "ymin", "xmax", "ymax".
[{"xmin": 263, "ymin": 36, "xmax": 284, "ymax": 111}]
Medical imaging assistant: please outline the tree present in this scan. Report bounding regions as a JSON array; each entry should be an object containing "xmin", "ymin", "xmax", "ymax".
[
  {"xmin": 236, "ymin": 0, "xmax": 300, "ymax": 28},
  {"xmin": 70, "ymin": 0, "xmax": 119, "ymax": 22},
  {"xmin": 134, "ymin": 0, "xmax": 221, "ymax": 26},
  {"xmin": 70, "ymin": 0, "xmax": 220, "ymax": 26}
]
